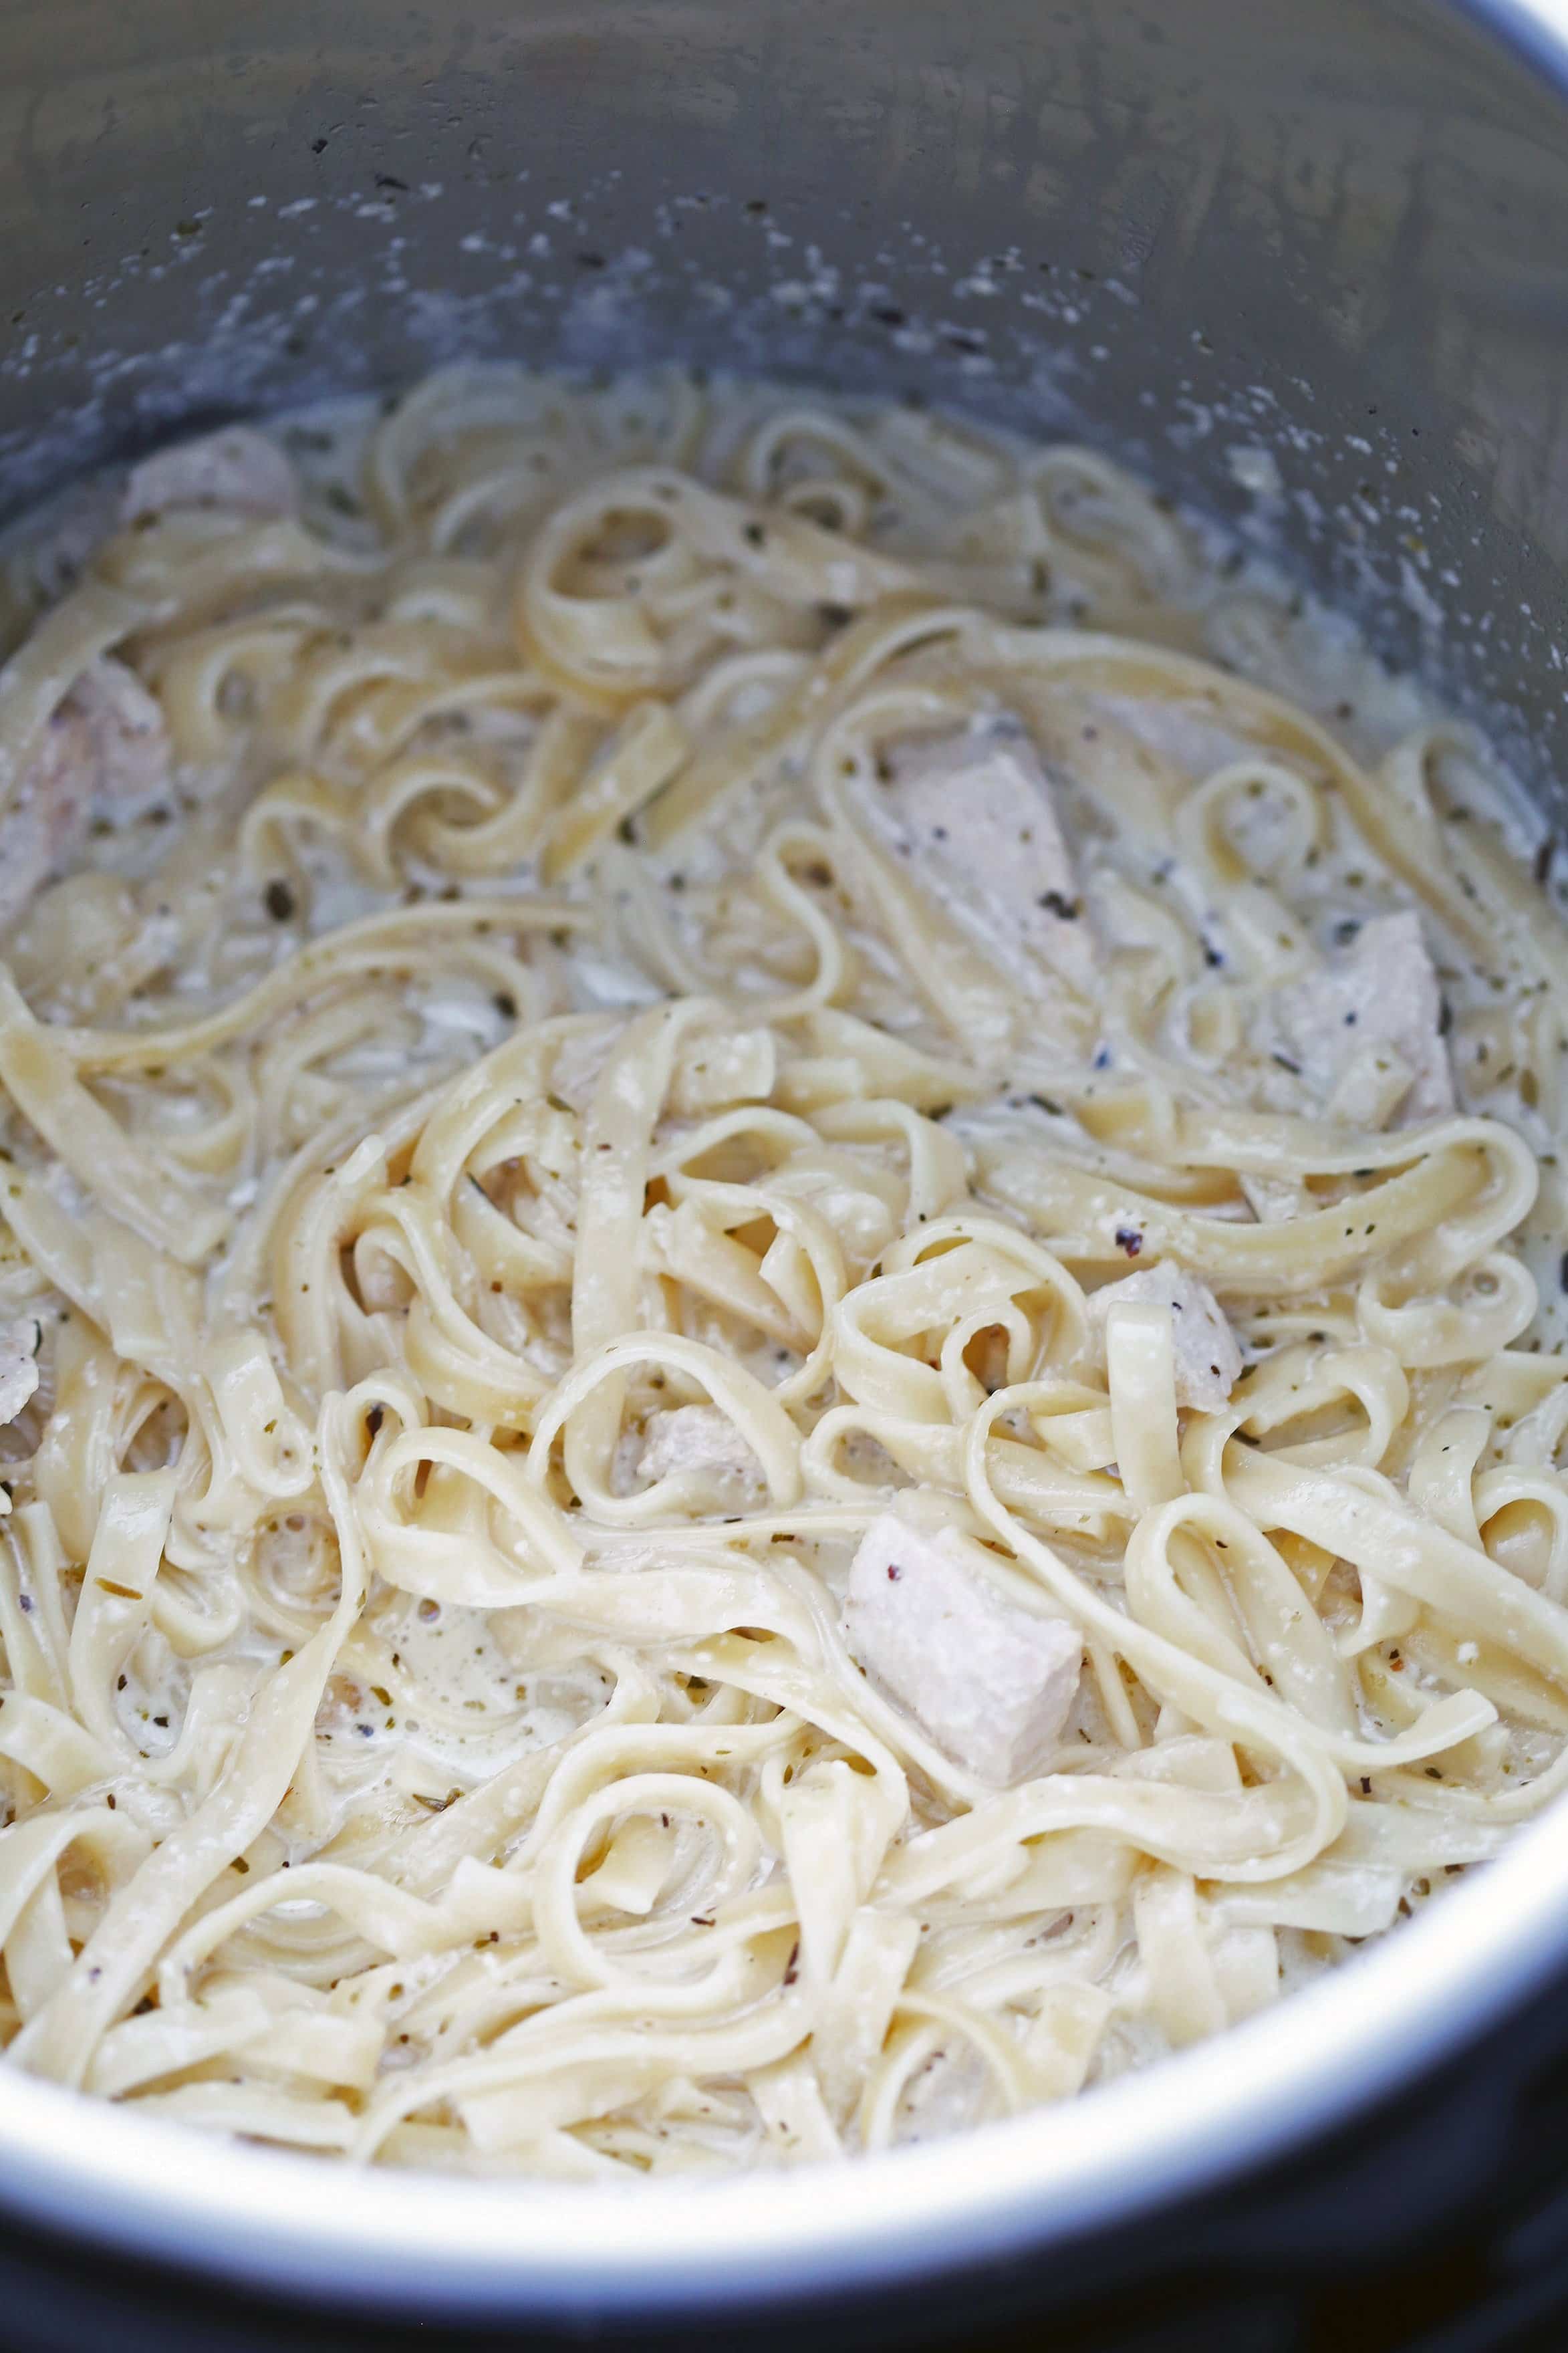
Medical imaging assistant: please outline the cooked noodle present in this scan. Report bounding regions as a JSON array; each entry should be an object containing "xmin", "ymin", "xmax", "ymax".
[{"xmin": 0, "ymin": 368, "xmax": 1561, "ymax": 2173}]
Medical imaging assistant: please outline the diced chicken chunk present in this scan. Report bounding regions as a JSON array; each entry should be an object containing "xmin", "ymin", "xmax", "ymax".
[
  {"xmin": 122, "ymin": 426, "xmax": 299, "ymax": 525},
  {"xmin": 0, "ymin": 1316, "xmax": 40, "ymax": 1425},
  {"xmin": 0, "ymin": 658, "xmax": 170, "ymax": 929},
  {"xmin": 1085, "ymin": 1264, "xmax": 1241, "ymax": 1412},
  {"xmin": 843, "ymin": 1513, "xmax": 1082, "ymax": 1784},
  {"xmin": 636, "ymin": 1404, "xmax": 764, "ymax": 1496},
  {"xmin": 878, "ymin": 719, "xmax": 1093, "ymax": 987},
  {"xmin": 68, "ymin": 660, "xmax": 168, "ymax": 796},
  {"xmin": 1268, "ymin": 912, "xmax": 1454, "ymax": 1128}
]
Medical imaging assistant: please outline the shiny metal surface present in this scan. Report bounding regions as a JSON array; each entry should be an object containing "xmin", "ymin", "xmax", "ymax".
[
  {"xmin": 2, "ymin": 1, "xmax": 1568, "ymax": 787},
  {"xmin": 0, "ymin": 0, "xmax": 1567, "ymax": 2325}
]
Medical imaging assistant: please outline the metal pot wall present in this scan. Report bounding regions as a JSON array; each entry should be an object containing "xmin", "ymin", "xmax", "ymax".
[{"xmin": 3, "ymin": 3, "xmax": 1568, "ymax": 2343}]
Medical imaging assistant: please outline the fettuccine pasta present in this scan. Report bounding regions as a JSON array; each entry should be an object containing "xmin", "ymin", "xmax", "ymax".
[{"xmin": 0, "ymin": 368, "xmax": 1562, "ymax": 2174}]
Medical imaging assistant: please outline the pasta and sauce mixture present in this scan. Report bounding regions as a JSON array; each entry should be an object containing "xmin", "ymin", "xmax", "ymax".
[{"xmin": 0, "ymin": 368, "xmax": 1564, "ymax": 2173}]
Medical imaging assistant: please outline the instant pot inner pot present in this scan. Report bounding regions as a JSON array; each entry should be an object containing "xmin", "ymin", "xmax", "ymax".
[
  {"xmin": 0, "ymin": 0, "xmax": 1567, "ymax": 801},
  {"xmin": 5, "ymin": 1, "xmax": 1568, "ymax": 2346}
]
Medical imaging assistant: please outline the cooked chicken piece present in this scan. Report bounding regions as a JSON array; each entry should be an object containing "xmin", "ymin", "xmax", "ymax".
[
  {"xmin": 636, "ymin": 1404, "xmax": 765, "ymax": 1496},
  {"xmin": 122, "ymin": 426, "xmax": 298, "ymax": 525},
  {"xmin": 0, "ymin": 1316, "xmax": 40, "ymax": 1426},
  {"xmin": 843, "ymin": 1513, "xmax": 1082, "ymax": 1783},
  {"xmin": 0, "ymin": 658, "xmax": 169, "ymax": 928},
  {"xmin": 878, "ymin": 719, "xmax": 1093, "ymax": 988},
  {"xmin": 1268, "ymin": 910, "xmax": 1454, "ymax": 1128},
  {"xmin": 1085, "ymin": 1263, "xmax": 1241, "ymax": 1412}
]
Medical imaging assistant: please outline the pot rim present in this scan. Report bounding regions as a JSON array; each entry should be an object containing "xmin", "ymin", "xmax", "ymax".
[{"xmin": 4, "ymin": 1773, "xmax": 1568, "ymax": 2318}]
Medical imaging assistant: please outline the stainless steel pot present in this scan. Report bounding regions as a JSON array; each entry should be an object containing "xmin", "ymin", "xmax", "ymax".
[{"xmin": 2, "ymin": 2, "xmax": 1568, "ymax": 2338}]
